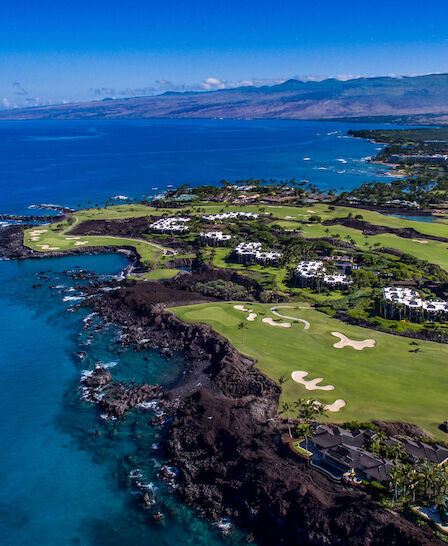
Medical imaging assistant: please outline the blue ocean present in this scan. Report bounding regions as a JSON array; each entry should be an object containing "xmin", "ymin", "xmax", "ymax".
[{"xmin": 0, "ymin": 120, "xmax": 395, "ymax": 545}]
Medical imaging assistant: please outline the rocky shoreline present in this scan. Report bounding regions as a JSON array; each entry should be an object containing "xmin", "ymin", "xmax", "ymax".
[{"xmin": 77, "ymin": 279, "xmax": 442, "ymax": 545}]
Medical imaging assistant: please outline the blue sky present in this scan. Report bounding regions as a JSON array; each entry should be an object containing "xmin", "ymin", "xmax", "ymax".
[{"xmin": 1, "ymin": 0, "xmax": 448, "ymax": 108}]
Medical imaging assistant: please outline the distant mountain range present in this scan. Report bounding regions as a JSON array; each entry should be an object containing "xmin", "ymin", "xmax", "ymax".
[{"xmin": 2, "ymin": 73, "xmax": 448, "ymax": 121}]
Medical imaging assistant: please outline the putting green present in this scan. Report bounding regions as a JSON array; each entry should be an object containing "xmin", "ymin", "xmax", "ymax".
[{"xmin": 171, "ymin": 301, "xmax": 448, "ymax": 439}]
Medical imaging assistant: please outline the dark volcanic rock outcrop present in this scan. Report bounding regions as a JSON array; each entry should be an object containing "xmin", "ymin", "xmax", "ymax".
[
  {"xmin": 81, "ymin": 280, "xmax": 442, "ymax": 545},
  {"xmin": 81, "ymin": 365, "xmax": 162, "ymax": 418},
  {"xmin": 70, "ymin": 216, "xmax": 151, "ymax": 238},
  {"xmin": 324, "ymin": 216, "xmax": 448, "ymax": 243}
]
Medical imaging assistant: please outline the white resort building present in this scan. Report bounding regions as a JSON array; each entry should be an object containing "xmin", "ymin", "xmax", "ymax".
[
  {"xmin": 149, "ymin": 217, "xmax": 190, "ymax": 234},
  {"xmin": 202, "ymin": 211, "xmax": 259, "ymax": 222},
  {"xmin": 199, "ymin": 231, "xmax": 232, "ymax": 246},
  {"xmin": 381, "ymin": 287, "xmax": 448, "ymax": 322},
  {"xmin": 234, "ymin": 242, "xmax": 282, "ymax": 265},
  {"xmin": 295, "ymin": 260, "xmax": 352, "ymax": 288}
]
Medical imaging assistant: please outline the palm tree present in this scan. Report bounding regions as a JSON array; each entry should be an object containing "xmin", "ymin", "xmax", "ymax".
[
  {"xmin": 389, "ymin": 466, "xmax": 402, "ymax": 505},
  {"xmin": 297, "ymin": 422, "xmax": 313, "ymax": 451},
  {"xmin": 238, "ymin": 321, "xmax": 247, "ymax": 344},
  {"xmin": 279, "ymin": 401, "xmax": 294, "ymax": 438}
]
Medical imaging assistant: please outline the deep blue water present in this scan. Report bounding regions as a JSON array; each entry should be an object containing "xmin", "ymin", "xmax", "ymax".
[
  {"xmin": 0, "ymin": 119, "xmax": 393, "ymax": 215},
  {"xmin": 0, "ymin": 119, "xmax": 399, "ymax": 545}
]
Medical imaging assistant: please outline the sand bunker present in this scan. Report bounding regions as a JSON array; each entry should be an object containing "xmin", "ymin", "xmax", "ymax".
[
  {"xmin": 262, "ymin": 317, "xmax": 291, "ymax": 328},
  {"xmin": 285, "ymin": 215, "xmax": 296, "ymax": 219},
  {"xmin": 331, "ymin": 332, "xmax": 375, "ymax": 350},
  {"xmin": 307, "ymin": 209, "xmax": 317, "ymax": 213},
  {"xmin": 234, "ymin": 304, "xmax": 257, "ymax": 321},
  {"xmin": 291, "ymin": 371, "xmax": 334, "ymax": 391},
  {"xmin": 65, "ymin": 236, "xmax": 80, "ymax": 240},
  {"xmin": 233, "ymin": 304, "xmax": 251, "ymax": 312},
  {"xmin": 412, "ymin": 239, "xmax": 428, "ymax": 244},
  {"xmin": 324, "ymin": 399, "xmax": 346, "ymax": 412},
  {"xmin": 30, "ymin": 236, "xmax": 40, "ymax": 241},
  {"xmin": 38, "ymin": 244, "xmax": 60, "ymax": 250},
  {"xmin": 30, "ymin": 229, "xmax": 48, "ymax": 236},
  {"xmin": 74, "ymin": 241, "xmax": 89, "ymax": 246}
]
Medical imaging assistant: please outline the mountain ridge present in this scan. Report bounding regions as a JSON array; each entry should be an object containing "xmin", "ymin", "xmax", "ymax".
[{"xmin": 2, "ymin": 73, "xmax": 448, "ymax": 120}]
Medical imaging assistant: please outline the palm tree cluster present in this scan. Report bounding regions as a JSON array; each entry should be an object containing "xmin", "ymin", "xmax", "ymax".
[
  {"xmin": 389, "ymin": 459, "xmax": 448, "ymax": 506},
  {"xmin": 279, "ymin": 397, "xmax": 328, "ymax": 451}
]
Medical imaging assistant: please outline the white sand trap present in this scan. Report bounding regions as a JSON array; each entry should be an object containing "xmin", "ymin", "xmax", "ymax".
[
  {"xmin": 38, "ymin": 244, "xmax": 60, "ymax": 250},
  {"xmin": 412, "ymin": 239, "xmax": 428, "ymax": 244},
  {"xmin": 30, "ymin": 236, "xmax": 40, "ymax": 241},
  {"xmin": 233, "ymin": 304, "xmax": 252, "ymax": 312},
  {"xmin": 74, "ymin": 241, "xmax": 89, "ymax": 246},
  {"xmin": 291, "ymin": 371, "xmax": 334, "ymax": 391},
  {"xmin": 331, "ymin": 332, "xmax": 375, "ymax": 350},
  {"xmin": 324, "ymin": 399, "xmax": 346, "ymax": 412},
  {"xmin": 307, "ymin": 209, "xmax": 317, "ymax": 213},
  {"xmin": 285, "ymin": 215, "xmax": 296, "ymax": 219},
  {"xmin": 247, "ymin": 313, "xmax": 257, "ymax": 321},
  {"xmin": 30, "ymin": 229, "xmax": 48, "ymax": 236},
  {"xmin": 262, "ymin": 317, "xmax": 291, "ymax": 328},
  {"xmin": 65, "ymin": 236, "xmax": 81, "ymax": 240}
]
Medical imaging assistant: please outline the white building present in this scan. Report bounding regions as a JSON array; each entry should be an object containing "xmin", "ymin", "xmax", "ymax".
[
  {"xmin": 234, "ymin": 242, "xmax": 282, "ymax": 265},
  {"xmin": 202, "ymin": 211, "xmax": 259, "ymax": 222},
  {"xmin": 149, "ymin": 217, "xmax": 190, "ymax": 234},
  {"xmin": 382, "ymin": 287, "xmax": 448, "ymax": 321},
  {"xmin": 295, "ymin": 260, "xmax": 352, "ymax": 288},
  {"xmin": 199, "ymin": 231, "xmax": 232, "ymax": 246}
]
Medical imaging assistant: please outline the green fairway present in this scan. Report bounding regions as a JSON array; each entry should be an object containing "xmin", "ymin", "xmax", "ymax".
[
  {"xmin": 133, "ymin": 268, "xmax": 181, "ymax": 280},
  {"xmin": 171, "ymin": 301, "xmax": 448, "ymax": 438}
]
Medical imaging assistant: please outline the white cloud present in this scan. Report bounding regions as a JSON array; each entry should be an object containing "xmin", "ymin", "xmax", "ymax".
[{"xmin": 200, "ymin": 77, "xmax": 254, "ymax": 91}]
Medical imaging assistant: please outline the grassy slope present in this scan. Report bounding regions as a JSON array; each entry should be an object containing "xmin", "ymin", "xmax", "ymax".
[{"xmin": 171, "ymin": 302, "xmax": 448, "ymax": 439}]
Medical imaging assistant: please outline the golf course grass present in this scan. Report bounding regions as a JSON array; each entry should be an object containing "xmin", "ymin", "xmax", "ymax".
[
  {"xmin": 170, "ymin": 301, "xmax": 448, "ymax": 439},
  {"xmin": 24, "ymin": 201, "xmax": 448, "ymax": 271}
]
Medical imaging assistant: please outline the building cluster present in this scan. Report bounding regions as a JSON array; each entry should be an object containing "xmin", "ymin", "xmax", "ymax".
[
  {"xmin": 385, "ymin": 199, "xmax": 420, "ymax": 209},
  {"xmin": 234, "ymin": 242, "xmax": 282, "ymax": 265},
  {"xmin": 389, "ymin": 153, "xmax": 448, "ymax": 165},
  {"xmin": 199, "ymin": 231, "xmax": 232, "ymax": 246},
  {"xmin": 307, "ymin": 425, "xmax": 448, "ymax": 484},
  {"xmin": 381, "ymin": 287, "xmax": 448, "ymax": 322},
  {"xmin": 149, "ymin": 216, "xmax": 190, "ymax": 234},
  {"xmin": 202, "ymin": 211, "xmax": 259, "ymax": 222},
  {"xmin": 295, "ymin": 260, "xmax": 353, "ymax": 288}
]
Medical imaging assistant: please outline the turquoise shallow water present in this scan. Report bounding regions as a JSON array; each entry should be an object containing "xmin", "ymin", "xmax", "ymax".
[
  {"xmin": 0, "ymin": 254, "xmax": 241, "ymax": 545},
  {"xmin": 0, "ymin": 119, "xmax": 403, "ymax": 544}
]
